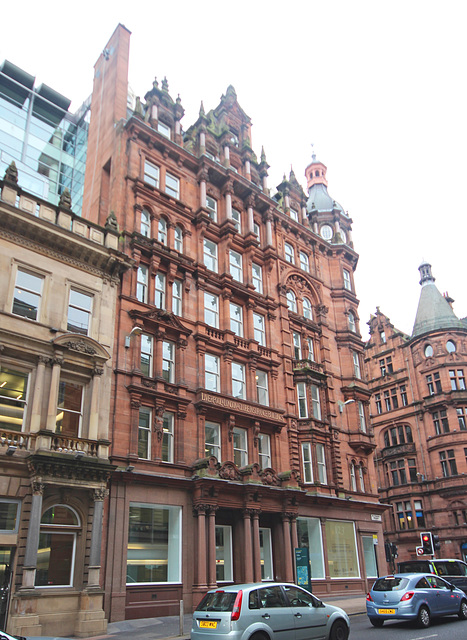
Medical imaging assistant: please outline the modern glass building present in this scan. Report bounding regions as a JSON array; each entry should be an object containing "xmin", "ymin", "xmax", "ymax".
[{"xmin": 0, "ymin": 60, "xmax": 90, "ymax": 215}]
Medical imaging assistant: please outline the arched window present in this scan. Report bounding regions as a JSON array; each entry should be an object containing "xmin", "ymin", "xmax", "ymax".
[
  {"xmin": 348, "ymin": 311, "xmax": 356, "ymax": 332},
  {"xmin": 158, "ymin": 218, "xmax": 167, "ymax": 245},
  {"xmin": 446, "ymin": 340, "xmax": 456, "ymax": 354},
  {"xmin": 287, "ymin": 290, "xmax": 297, "ymax": 313},
  {"xmin": 174, "ymin": 225, "xmax": 183, "ymax": 252},
  {"xmin": 303, "ymin": 297, "xmax": 313, "ymax": 320},
  {"xmin": 36, "ymin": 505, "xmax": 81, "ymax": 587},
  {"xmin": 141, "ymin": 209, "xmax": 150, "ymax": 237}
]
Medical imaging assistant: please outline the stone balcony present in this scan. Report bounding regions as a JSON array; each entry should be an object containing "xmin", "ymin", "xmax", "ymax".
[
  {"xmin": 0, "ymin": 428, "xmax": 109, "ymax": 459},
  {"xmin": 381, "ymin": 441, "xmax": 416, "ymax": 459}
]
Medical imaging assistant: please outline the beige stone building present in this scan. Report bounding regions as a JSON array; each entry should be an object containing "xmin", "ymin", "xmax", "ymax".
[{"xmin": 0, "ymin": 163, "xmax": 130, "ymax": 636}]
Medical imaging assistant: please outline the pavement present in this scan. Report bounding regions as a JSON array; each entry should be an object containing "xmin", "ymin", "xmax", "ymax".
[{"xmin": 23, "ymin": 594, "xmax": 367, "ymax": 640}]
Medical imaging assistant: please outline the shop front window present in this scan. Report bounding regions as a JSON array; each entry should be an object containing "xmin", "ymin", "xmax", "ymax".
[
  {"xmin": 297, "ymin": 517, "xmax": 325, "ymax": 578},
  {"xmin": 325, "ymin": 520, "xmax": 359, "ymax": 578}
]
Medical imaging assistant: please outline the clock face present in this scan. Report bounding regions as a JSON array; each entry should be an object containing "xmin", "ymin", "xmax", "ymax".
[{"xmin": 320, "ymin": 224, "xmax": 333, "ymax": 240}]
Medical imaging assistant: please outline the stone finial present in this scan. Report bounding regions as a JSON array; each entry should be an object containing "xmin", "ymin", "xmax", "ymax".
[
  {"xmin": 105, "ymin": 211, "xmax": 119, "ymax": 232},
  {"xmin": 176, "ymin": 94, "xmax": 181, "ymax": 105},
  {"xmin": 59, "ymin": 188, "xmax": 72, "ymax": 210},
  {"xmin": 162, "ymin": 77, "xmax": 169, "ymax": 92},
  {"xmin": 289, "ymin": 166, "xmax": 296, "ymax": 181},
  {"xmin": 152, "ymin": 77, "xmax": 159, "ymax": 90},
  {"xmin": 261, "ymin": 147, "xmax": 267, "ymax": 163},
  {"xmin": 4, "ymin": 161, "xmax": 18, "ymax": 184},
  {"xmin": 199, "ymin": 101, "xmax": 205, "ymax": 117},
  {"xmin": 134, "ymin": 96, "xmax": 144, "ymax": 117}
]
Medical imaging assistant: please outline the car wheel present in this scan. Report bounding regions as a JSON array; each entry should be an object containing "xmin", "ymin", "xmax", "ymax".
[
  {"xmin": 329, "ymin": 619, "xmax": 349, "ymax": 640},
  {"xmin": 417, "ymin": 605, "xmax": 431, "ymax": 628},
  {"xmin": 369, "ymin": 618, "xmax": 384, "ymax": 627},
  {"xmin": 459, "ymin": 599, "xmax": 467, "ymax": 620}
]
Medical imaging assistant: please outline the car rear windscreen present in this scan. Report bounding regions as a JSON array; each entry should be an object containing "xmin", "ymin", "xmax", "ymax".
[
  {"xmin": 196, "ymin": 591, "xmax": 238, "ymax": 612},
  {"xmin": 373, "ymin": 577, "xmax": 409, "ymax": 592}
]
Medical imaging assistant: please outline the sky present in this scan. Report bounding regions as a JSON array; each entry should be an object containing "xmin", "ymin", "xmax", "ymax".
[{"xmin": 2, "ymin": 0, "xmax": 466, "ymax": 338}]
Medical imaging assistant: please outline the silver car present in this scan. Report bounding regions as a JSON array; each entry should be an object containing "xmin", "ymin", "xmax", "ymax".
[
  {"xmin": 191, "ymin": 581, "xmax": 350, "ymax": 640},
  {"xmin": 366, "ymin": 573, "xmax": 467, "ymax": 628}
]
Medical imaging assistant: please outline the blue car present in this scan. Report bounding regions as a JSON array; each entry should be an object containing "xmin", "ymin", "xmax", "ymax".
[{"xmin": 366, "ymin": 573, "xmax": 467, "ymax": 628}]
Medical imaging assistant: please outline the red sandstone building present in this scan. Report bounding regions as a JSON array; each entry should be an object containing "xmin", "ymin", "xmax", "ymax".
[
  {"xmin": 365, "ymin": 263, "xmax": 467, "ymax": 564},
  {"xmin": 79, "ymin": 25, "xmax": 385, "ymax": 623}
]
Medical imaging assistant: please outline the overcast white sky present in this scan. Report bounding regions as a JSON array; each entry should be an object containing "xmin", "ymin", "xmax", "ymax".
[{"xmin": 2, "ymin": 1, "xmax": 466, "ymax": 338}]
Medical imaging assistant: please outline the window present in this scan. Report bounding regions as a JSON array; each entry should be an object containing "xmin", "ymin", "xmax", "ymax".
[
  {"xmin": 232, "ymin": 362, "xmax": 246, "ymax": 399},
  {"xmin": 350, "ymin": 462, "xmax": 357, "ymax": 491},
  {"xmin": 290, "ymin": 208, "xmax": 299, "ymax": 222},
  {"xmin": 316, "ymin": 444, "xmax": 327, "ymax": 484},
  {"xmin": 408, "ymin": 458, "xmax": 418, "ymax": 482},
  {"xmin": 157, "ymin": 121, "xmax": 171, "ymax": 138},
  {"xmin": 0, "ymin": 499, "xmax": 20, "ymax": 533},
  {"xmin": 325, "ymin": 520, "xmax": 359, "ymax": 578},
  {"xmin": 343, "ymin": 269, "xmax": 352, "ymax": 291},
  {"xmin": 284, "ymin": 242, "xmax": 294, "ymax": 264},
  {"xmin": 204, "ymin": 292, "xmax": 219, "ymax": 328},
  {"xmin": 301, "ymin": 442, "xmax": 313, "ymax": 483},
  {"xmin": 36, "ymin": 505, "xmax": 80, "ymax": 587},
  {"xmin": 162, "ymin": 412, "xmax": 174, "ymax": 463},
  {"xmin": 383, "ymin": 425, "xmax": 413, "ymax": 447},
  {"xmin": 426, "ymin": 372, "xmax": 442, "ymax": 395},
  {"xmin": 141, "ymin": 209, "xmax": 150, "ymax": 237},
  {"xmin": 230, "ymin": 303, "xmax": 243, "ymax": 336},
  {"xmin": 205, "ymin": 421, "xmax": 221, "ymax": 460},
  {"xmin": 446, "ymin": 340, "xmax": 456, "ymax": 353},
  {"xmin": 165, "ymin": 172, "xmax": 179, "ymax": 199},
  {"xmin": 358, "ymin": 464, "xmax": 365, "ymax": 491},
  {"xmin": 348, "ymin": 311, "xmax": 356, "ymax": 332},
  {"xmin": 440, "ymin": 449, "xmax": 457, "ymax": 477},
  {"xmin": 233, "ymin": 427, "xmax": 248, "ymax": 466},
  {"xmin": 253, "ymin": 313, "xmax": 266, "ymax": 346},
  {"xmin": 425, "ymin": 344, "xmax": 434, "ymax": 357},
  {"xmin": 353, "ymin": 352, "xmax": 361, "ymax": 378},
  {"xmin": 141, "ymin": 334, "xmax": 153, "ymax": 377},
  {"xmin": 232, "ymin": 208, "xmax": 241, "ymax": 232},
  {"xmin": 138, "ymin": 407, "xmax": 151, "ymax": 459},
  {"xmin": 311, "ymin": 385, "xmax": 321, "ymax": 420},
  {"xmin": 380, "ymin": 331, "xmax": 386, "ymax": 344},
  {"xmin": 205, "ymin": 354, "xmax": 220, "ymax": 392},
  {"xmin": 299, "ymin": 251, "xmax": 309, "ymax": 272},
  {"xmin": 358, "ymin": 401, "xmax": 366, "ymax": 432},
  {"xmin": 229, "ymin": 250, "xmax": 243, "ymax": 282},
  {"xmin": 172, "ymin": 279, "xmax": 182, "ymax": 316},
  {"xmin": 252, "ymin": 263, "xmax": 263, "ymax": 293},
  {"xmin": 296, "ymin": 518, "xmax": 325, "ymax": 578},
  {"xmin": 203, "ymin": 239, "xmax": 218, "ymax": 272},
  {"xmin": 391, "ymin": 387, "xmax": 399, "ymax": 409},
  {"xmin": 259, "ymin": 528, "xmax": 273, "ymax": 580},
  {"xmin": 320, "ymin": 224, "xmax": 333, "ymax": 240},
  {"xmin": 287, "ymin": 290, "xmax": 297, "ymax": 313},
  {"xmin": 396, "ymin": 501, "xmax": 415, "ymax": 530},
  {"xmin": 13, "ymin": 268, "xmax": 44, "ymax": 320},
  {"xmin": 256, "ymin": 370, "xmax": 269, "ymax": 405},
  {"xmin": 158, "ymin": 218, "xmax": 167, "ymax": 244},
  {"xmin": 389, "ymin": 459, "xmax": 407, "ymax": 485},
  {"xmin": 127, "ymin": 503, "xmax": 181, "ymax": 583},
  {"xmin": 144, "ymin": 160, "xmax": 159, "ymax": 187},
  {"xmin": 414, "ymin": 500, "xmax": 425, "ymax": 527},
  {"xmin": 162, "ymin": 341, "xmax": 175, "ymax": 383},
  {"xmin": 205, "ymin": 195, "xmax": 217, "ymax": 222},
  {"xmin": 0, "ymin": 367, "xmax": 28, "ymax": 432},
  {"xmin": 433, "ymin": 409, "xmax": 450, "ymax": 435},
  {"xmin": 379, "ymin": 356, "xmax": 393, "ymax": 376},
  {"xmin": 307, "ymin": 338, "xmax": 315, "ymax": 362},
  {"xmin": 384, "ymin": 390, "xmax": 391, "ymax": 412},
  {"xmin": 56, "ymin": 381, "xmax": 82, "ymax": 437},
  {"xmin": 137, "ymin": 265, "xmax": 148, "ymax": 303},
  {"xmin": 293, "ymin": 332, "xmax": 302, "ymax": 360},
  {"xmin": 174, "ymin": 225, "xmax": 183, "ymax": 252},
  {"xmin": 303, "ymin": 297, "xmax": 313, "ymax": 320},
  {"xmin": 215, "ymin": 525, "xmax": 233, "ymax": 582},
  {"xmin": 297, "ymin": 382, "xmax": 308, "ymax": 418},
  {"xmin": 253, "ymin": 222, "xmax": 260, "ymax": 241},
  {"xmin": 67, "ymin": 289, "xmax": 92, "ymax": 335},
  {"xmin": 450, "ymin": 369, "xmax": 466, "ymax": 391},
  {"xmin": 400, "ymin": 385, "xmax": 408, "ymax": 406},
  {"xmin": 155, "ymin": 272, "xmax": 166, "ymax": 309},
  {"xmin": 375, "ymin": 394, "xmax": 382, "ymax": 414},
  {"xmin": 457, "ymin": 407, "xmax": 467, "ymax": 430},
  {"xmin": 258, "ymin": 433, "xmax": 271, "ymax": 468}
]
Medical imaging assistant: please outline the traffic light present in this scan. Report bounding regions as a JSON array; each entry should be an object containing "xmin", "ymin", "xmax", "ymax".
[
  {"xmin": 385, "ymin": 542, "xmax": 392, "ymax": 563},
  {"xmin": 391, "ymin": 543, "xmax": 398, "ymax": 559},
  {"xmin": 432, "ymin": 534, "xmax": 440, "ymax": 551},
  {"xmin": 420, "ymin": 532, "xmax": 434, "ymax": 555}
]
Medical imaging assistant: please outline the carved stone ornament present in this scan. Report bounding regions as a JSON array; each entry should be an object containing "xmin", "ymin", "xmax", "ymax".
[
  {"xmin": 62, "ymin": 340, "xmax": 97, "ymax": 355},
  {"xmin": 93, "ymin": 488, "xmax": 109, "ymax": 501},
  {"xmin": 31, "ymin": 480, "xmax": 45, "ymax": 495},
  {"xmin": 219, "ymin": 461, "xmax": 241, "ymax": 481},
  {"xmin": 261, "ymin": 468, "xmax": 280, "ymax": 486},
  {"xmin": 4, "ymin": 161, "xmax": 18, "ymax": 184},
  {"xmin": 59, "ymin": 188, "xmax": 72, "ymax": 210}
]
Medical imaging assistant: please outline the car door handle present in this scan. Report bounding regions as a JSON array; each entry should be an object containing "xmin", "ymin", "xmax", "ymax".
[
  {"xmin": 262, "ymin": 613, "xmax": 270, "ymax": 619},
  {"xmin": 295, "ymin": 612, "xmax": 302, "ymax": 618}
]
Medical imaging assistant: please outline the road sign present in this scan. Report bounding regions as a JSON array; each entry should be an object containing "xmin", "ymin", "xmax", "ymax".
[{"xmin": 416, "ymin": 546, "xmax": 424, "ymax": 556}]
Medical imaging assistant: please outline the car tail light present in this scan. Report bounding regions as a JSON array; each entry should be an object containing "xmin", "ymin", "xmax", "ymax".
[
  {"xmin": 231, "ymin": 590, "xmax": 243, "ymax": 621},
  {"xmin": 400, "ymin": 591, "xmax": 414, "ymax": 601},
  {"xmin": 366, "ymin": 592, "xmax": 373, "ymax": 602}
]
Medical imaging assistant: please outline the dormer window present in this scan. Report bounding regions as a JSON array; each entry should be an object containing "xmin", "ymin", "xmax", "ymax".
[
  {"xmin": 230, "ymin": 133, "xmax": 239, "ymax": 147},
  {"xmin": 290, "ymin": 208, "xmax": 299, "ymax": 222},
  {"xmin": 157, "ymin": 121, "xmax": 171, "ymax": 139}
]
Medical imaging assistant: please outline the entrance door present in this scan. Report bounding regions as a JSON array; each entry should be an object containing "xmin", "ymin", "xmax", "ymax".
[{"xmin": 0, "ymin": 547, "xmax": 14, "ymax": 631}]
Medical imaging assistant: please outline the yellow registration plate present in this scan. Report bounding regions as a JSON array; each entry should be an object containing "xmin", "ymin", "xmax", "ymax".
[
  {"xmin": 200, "ymin": 620, "xmax": 218, "ymax": 629},
  {"xmin": 378, "ymin": 609, "xmax": 395, "ymax": 614}
]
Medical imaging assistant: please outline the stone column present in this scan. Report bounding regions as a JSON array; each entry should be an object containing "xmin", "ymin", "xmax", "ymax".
[
  {"xmin": 251, "ymin": 510, "xmax": 262, "ymax": 582},
  {"xmin": 243, "ymin": 510, "xmax": 254, "ymax": 583},
  {"xmin": 246, "ymin": 196, "xmax": 255, "ymax": 234},
  {"xmin": 282, "ymin": 514, "xmax": 294, "ymax": 582},
  {"xmin": 224, "ymin": 181, "xmax": 233, "ymax": 221},
  {"xmin": 224, "ymin": 144, "xmax": 230, "ymax": 167},
  {"xmin": 29, "ymin": 356, "xmax": 48, "ymax": 433},
  {"xmin": 301, "ymin": 205, "xmax": 307, "ymax": 224},
  {"xmin": 88, "ymin": 366, "xmax": 104, "ymax": 441},
  {"xmin": 194, "ymin": 505, "xmax": 208, "ymax": 588},
  {"xmin": 198, "ymin": 168, "xmax": 208, "ymax": 208},
  {"xmin": 199, "ymin": 131, "xmax": 206, "ymax": 154},
  {"xmin": 46, "ymin": 356, "xmax": 63, "ymax": 431},
  {"xmin": 87, "ymin": 488, "xmax": 108, "ymax": 587},
  {"xmin": 207, "ymin": 507, "xmax": 218, "ymax": 588},
  {"xmin": 265, "ymin": 211, "xmax": 273, "ymax": 247},
  {"xmin": 129, "ymin": 398, "xmax": 141, "ymax": 458},
  {"xmin": 22, "ymin": 481, "xmax": 44, "ymax": 588}
]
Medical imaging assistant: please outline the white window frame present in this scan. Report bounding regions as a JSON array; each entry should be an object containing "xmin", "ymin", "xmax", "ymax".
[
  {"xmin": 165, "ymin": 172, "xmax": 179, "ymax": 199},
  {"xmin": 205, "ymin": 354, "xmax": 220, "ymax": 392},
  {"xmin": 252, "ymin": 262, "xmax": 263, "ymax": 293},
  {"xmin": 162, "ymin": 341, "xmax": 175, "ymax": 383},
  {"xmin": 229, "ymin": 249, "xmax": 243, "ymax": 282},
  {"xmin": 299, "ymin": 251, "xmax": 310, "ymax": 272},
  {"xmin": 293, "ymin": 332, "xmax": 302, "ymax": 360},
  {"xmin": 141, "ymin": 209, "xmax": 150, "ymax": 237},
  {"xmin": 297, "ymin": 382, "xmax": 308, "ymax": 418},
  {"xmin": 287, "ymin": 290, "xmax": 297, "ymax": 313},
  {"xmin": 157, "ymin": 121, "xmax": 171, "ymax": 139},
  {"xmin": 204, "ymin": 292, "xmax": 219, "ymax": 328},
  {"xmin": 343, "ymin": 269, "xmax": 352, "ymax": 291},
  {"xmin": 137, "ymin": 265, "xmax": 148, "ymax": 303},
  {"xmin": 316, "ymin": 443, "xmax": 327, "ymax": 484},
  {"xmin": 311, "ymin": 385, "xmax": 321, "ymax": 420},
  {"xmin": 158, "ymin": 218, "xmax": 167, "ymax": 245},
  {"xmin": 232, "ymin": 362, "xmax": 246, "ymax": 399},
  {"xmin": 162, "ymin": 412, "xmax": 174, "ymax": 463},
  {"xmin": 290, "ymin": 208, "xmax": 299, "ymax": 222},
  {"xmin": 253, "ymin": 312, "xmax": 266, "ymax": 346},
  {"xmin": 358, "ymin": 401, "xmax": 366, "ymax": 432},
  {"xmin": 348, "ymin": 311, "xmax": 356, "ymax": 333},
  {"xmin": 232, "ymin": 208, "xmax": 241, "ymax": 232},
  {"xmin": 301, "ymin": 442, "xmax": 313, "ymax": 483},
  {"xmin": 233, "ymin": 427, "xmax": 248, "ymax": 467},
  {"xmin": 138, "ymin": 406, "xmax": 152, "ymax": 459},
  {"xmin": 12, "ymin": 267, "xmax": 44, "ymax": 321},
  {"xmin": 205, "ymin": 421, "xmax": 221, "ymax": 461},
  {"xmin": 303, "ymin": 297, "xmax": 313, "ymax": 320},
  {"xmin": 67, "ymin": 288, "xmax": 92, "ymax": 336},
  {"xmin": 352, "ymin": 352, "xmax": 361, "ymax": 378},
  {"xmin": 140, "ymin": 334, "xmax": 153, "ymax": 377},
  {"xmin": 206, "ymin": 195, "xmax": 217, "ymax": 222},
  {"xmin": 144, "ymin": 160, "xmax": 159, "ymax": 188},
  {"xmin": 358, "ymin": 464, "xmax": 365, "ymax": 491},
  {"xmin": 230, "ymin": 302, "xmax": 243, "ymax": 337},
  {"xmin": 172, "ymin": 279, "xmax": 182, "ymax": 316},
  {"xmin": 284, "ymin": 242, "xmax": 294, "ymax": 264},
  {"xmin": 203, "ymin": 239, "xmax": 218, "ymax": 272},
  {"xmin": 155, "ymin": 272, "xmax": 166, "ymax": 309},
  {"xmin": 174, "ymin": 225, "xmax": 183, "ymax": 252},
  {"xmin": 258, "ymin": 433, "xmax": 271, "ymax": 469},
  {"xmin": 256, "ymin": 370, "xmax": 269, "ymax": 405},
  {"xmin": 307, "ymin": 338, "xmax": 315, "ymax": 362}
]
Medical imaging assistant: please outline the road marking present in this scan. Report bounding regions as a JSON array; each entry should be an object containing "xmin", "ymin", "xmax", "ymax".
[{"xmin": 410, "ymin": 635, "xmax": 438, "ymax": 640}]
